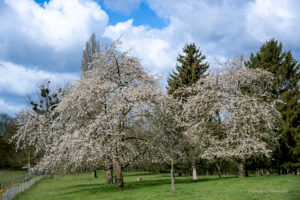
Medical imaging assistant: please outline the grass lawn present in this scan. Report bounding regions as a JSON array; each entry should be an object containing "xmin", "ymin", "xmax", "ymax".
[
  {"xmin": 0, "ymin": 170, "xmax": 27, "ymax": 188},
  {"xmin": 14, "ymin": 172, "xmax": 299, "ymax": 200}
]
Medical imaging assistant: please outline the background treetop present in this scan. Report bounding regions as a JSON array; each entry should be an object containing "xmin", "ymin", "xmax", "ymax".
[{"xmin": 167, "ymin": 43, "xmax": 209, "ymax": 99}]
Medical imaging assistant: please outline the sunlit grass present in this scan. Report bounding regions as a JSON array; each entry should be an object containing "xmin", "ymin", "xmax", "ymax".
[{"xmin": 15, "ymin": 172, "xmax": 299, "ymax": 200}]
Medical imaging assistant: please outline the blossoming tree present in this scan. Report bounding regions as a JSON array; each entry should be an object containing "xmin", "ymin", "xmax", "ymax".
[
  {"xmin": 15, "ymin": 41, "xmax": 168, "ymax": 188},
  {"xmin": 181, "ymin": 56, "xmax": 280, "ymax": 177},
  {"xmin": 148, "ymin": 94, "xmax": 187, "ymax": 192}
]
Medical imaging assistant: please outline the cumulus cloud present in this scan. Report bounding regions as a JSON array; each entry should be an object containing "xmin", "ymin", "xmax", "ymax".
[
  {"xmin": 104, "ymin": 20, "xmax": 176, "ymax": 73},
  {"xmin": 3, "ymin": 0, "xmax": 107, "ymax": 50},
  {"xmin": 0, "ymin": 61, "xmax": 79, "ymax": 96},
  {"xmin": 246, "ymin": 0, "xmax": 300, "ymax": 44},
  {"xmin": 0, "ymin": 0, "xmax": 108, "ymax": 114},
  {"xmin": 0, "ymin": 0, "xmax": 108, "ymax": 72},
  {"xmin": 103, "ymin": 0, "xmax": 300, "ymax": 81},
  {"xmin": 104, "ymin": 0, "xmax": 245, "ymax": 76}
]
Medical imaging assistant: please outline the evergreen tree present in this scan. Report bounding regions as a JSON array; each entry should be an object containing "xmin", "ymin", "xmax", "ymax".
[
  {"xmin": 167, "ymin": 43, "xmax": 209, "ymax": 99},
  {"xmin": 245, "ymin": 39, "xmax": 300, "ymax": 174},
  {"xmin": 167, "ymin": 43, "xmax": 209, "ymax": 179},
  {"xmin": 81, "ymin": 33, "xmax": 100, "ymax": 73}
]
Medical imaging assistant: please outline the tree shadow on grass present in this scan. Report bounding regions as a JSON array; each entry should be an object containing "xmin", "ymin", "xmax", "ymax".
[
  {"xmin": 121, "ymin": 172, "xmax": 161, "ymax": 177},
  {"xmin": 60, "ymin": 175, "xmax": 238, "ymax": 196}
]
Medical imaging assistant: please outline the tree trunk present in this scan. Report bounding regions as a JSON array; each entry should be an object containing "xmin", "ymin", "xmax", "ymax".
[
  {"xmin": 256, "ymin": 169, "xmax": 259, "ymax": 176},
  {"xmin": 92, "ymin": 170, "xmax": 98, "ymax": 178},
  {"xmin": 259, "ymin": 168, "xmax": 264, "ymax": 176},
  {"xmin": 192, "ymin": 163, "xmax": 198, "ymax": 180},
  {"xmin": 25, "ymin": 150, "xmax": 32, "ymax": 169},
  {"xmin": 171, "ymin": 158, "xmax": 175, "ymax": 192},
  {"xmin": 216, "ymin": 163, "xmax": 222, "ymax": 178},
  {"xmin": 113, "ymin": 161, "xmax": 123, "ymax": 188},
  {"xmin": 265, "ymin": 169, "xmax": 270, "ymax": 176},
  {"xmin": 106, "ymin": 168, "xmax": 113, "ymax": 184},
  {"xmin": 294, "ymin": 167, "xmax": 298, "ymax": 175},
  {"xmin": 238, "ymin": 162, "xmax": 246, "ymax": 178}
]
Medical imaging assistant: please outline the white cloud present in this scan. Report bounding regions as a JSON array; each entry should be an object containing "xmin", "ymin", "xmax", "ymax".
[
  {"xmin": 0, "ymin": 0, "xmax": 109, "ymax": 114},
  {"xmin": 246, "ymin": 0, "xmax": 300, "ymax": 43},
  {"xmin": 103, "ymin": 0, "xmax": 300, "ymax": 79},
  {"xmin": 3, "ymin": 0, "xmax": 108, "ymax": 50},
  {"xmin": 0, "ymin": 0, "xmax": 109, "ymax": 72},
  {"xmin": 103, "ymin": 0, "xmax": 243, "ymax": 77},
  {"xmin": 0, "ymin": 61, "xmax": 79, "ymax": 96},
  {"xmin": 104, "ymin": 20, "xmax": 176, "ymax": 73}
]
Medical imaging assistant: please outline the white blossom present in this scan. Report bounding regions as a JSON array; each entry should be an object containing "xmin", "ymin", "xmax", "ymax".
[{"xmin": 181, "ymin": 56, "xmax": 280, "ymax": 163}]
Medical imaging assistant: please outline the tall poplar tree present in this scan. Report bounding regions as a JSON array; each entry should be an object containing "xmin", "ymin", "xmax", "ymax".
[
  {"xmin": 81, "ymin": 33, "xmax": 100, "ymax": 73},
  {"xmin": 81, "ymin": 33, "xmax": 102, "ymax": 178},
  {"xmin": 167, "ymin": 43, "xmax": 209, "ymax": 99},
  {"xmin": 245, "ymin": 39, "xmax": 300, "ymax": 174}
]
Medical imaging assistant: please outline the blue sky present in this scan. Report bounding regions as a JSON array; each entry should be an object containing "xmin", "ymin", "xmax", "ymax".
[{"xmin": 0, "ymin": 0, "xmax": 300, "ymax": 115}]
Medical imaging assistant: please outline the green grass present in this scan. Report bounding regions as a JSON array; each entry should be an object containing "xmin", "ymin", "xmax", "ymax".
[
  {"xmin": 0, "ymin": 170, "xmax": 27, "ymax": 188},
  {"xmin": 15, "ymin": 172, "xmax": 299, "ymax": 200}
]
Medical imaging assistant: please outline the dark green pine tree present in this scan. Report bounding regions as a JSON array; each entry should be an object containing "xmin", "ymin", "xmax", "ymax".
[
  {"xmin": 167, "ymin": 43, "xmax": 209, "ymax": 98},
  {"xmin": 167, "ymin": 43, "xmax": 209, "ymax": 180},
  {"xmin": 245, "ymin": 39, "xmax": 300, "ymax": 174}
]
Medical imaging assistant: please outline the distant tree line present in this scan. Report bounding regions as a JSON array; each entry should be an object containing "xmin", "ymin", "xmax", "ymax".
[{"xmin": 0, "ymin": 113, "xmax": 27, "ymax": 169}]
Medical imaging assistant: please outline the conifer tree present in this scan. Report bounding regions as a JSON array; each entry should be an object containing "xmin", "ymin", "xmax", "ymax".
[
  {"xmin": 245, "ymin": 39, "xmax": 300, "ymax": 174},
  {"xmin": 167, "ymin": 43, "xmax": 209, "ymax": 179},
  {"xmin": 167, "ymin": 43, "xmax": 209, "ymax": 99}
]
